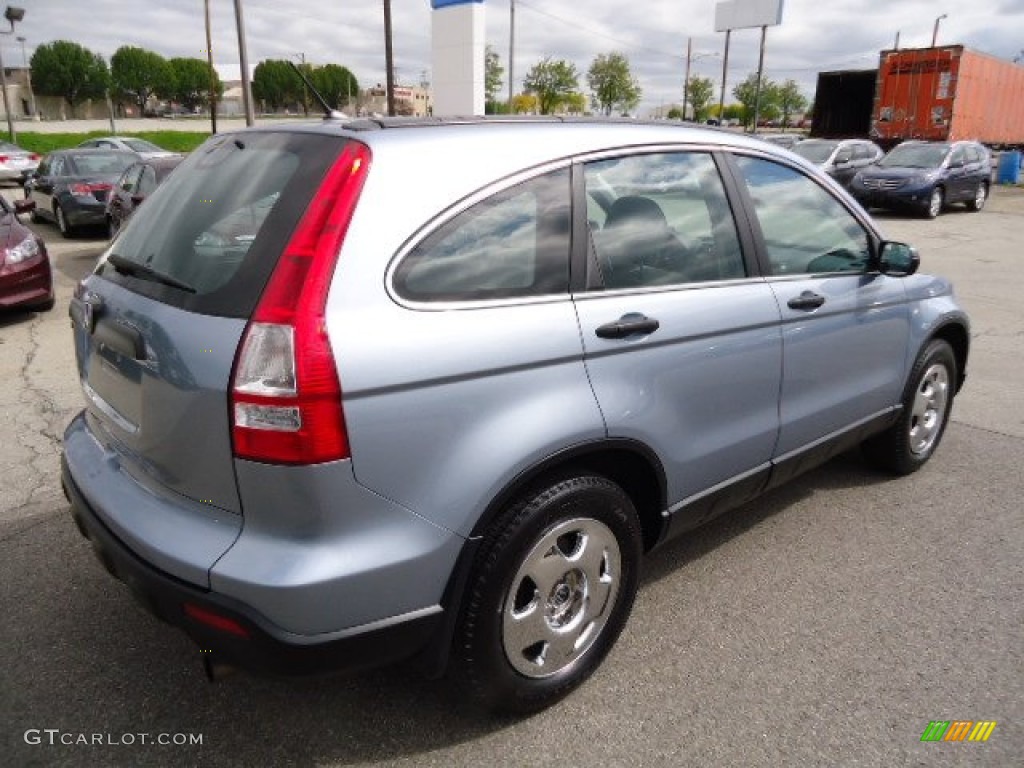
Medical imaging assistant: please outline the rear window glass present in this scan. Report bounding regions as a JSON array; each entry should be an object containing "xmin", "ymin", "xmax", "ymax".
[
  {"xmin": 71, "ymin": 152, "xmax": 136, "ymax": 176},
  {"xmin": 97, "ymin": 131, "xmax": 347, "ymax": 317}
]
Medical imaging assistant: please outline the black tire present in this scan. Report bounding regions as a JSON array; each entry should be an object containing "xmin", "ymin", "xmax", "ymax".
[
  {"xmin": 863, "ymin": 339, "xmax": 956, "ymax": 475},
  {"xmin": 451, "ymin": 473, "xmax": 642, "ymax": 715},
  {"xmin": 29, "ymin": 204, "xmax": 41, "ymax": 224},
  {"xmin": 30, "ymin": 295, "xmax": 56, "ymax": 312},
  {"xmin": 967, "ymin": 182, "xmax": 987, "ymax": 212},
  {"xmin": 924, "ymin": 187, "xmax": 944, "ymax": 219},
  {"xmin": 55, "ymin": 203, "xmax": 75, "ymax": 238}
]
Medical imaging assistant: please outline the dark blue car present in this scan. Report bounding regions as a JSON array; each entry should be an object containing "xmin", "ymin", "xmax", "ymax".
[{"xmin": 849, "ymin": 140, "xmax": 990, "ymax": 219}]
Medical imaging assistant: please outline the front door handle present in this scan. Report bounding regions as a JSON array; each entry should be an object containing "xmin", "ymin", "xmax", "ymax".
[
  {"xmin": 595, "ymin": 313, "xmax": 660, "ymax": 339},
  {"xmin": 787, "ymin": 291, "xmax": 826, "ymax": 311}
]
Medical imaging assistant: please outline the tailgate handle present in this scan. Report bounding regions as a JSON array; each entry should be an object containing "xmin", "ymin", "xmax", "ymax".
[
  {"xmin": 94, "ymin": 318, "xmax": 145, "ymax": 360},
  {"xmin": 787, "ymin": 291, "xmax": 826, "ymax": 311},
  {"xmin": 595, "ymin": 314, "xmax": 660, "ymax": 339}
]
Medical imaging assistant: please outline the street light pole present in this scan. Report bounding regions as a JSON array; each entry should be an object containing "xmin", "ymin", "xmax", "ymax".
[
  {"xmin": 683, "ymin": 37, "xmax": 692, "ymax": 120},
  {"xmin": 931, "ymin": 14, "xmax": 947, "ymax": 47},
  {"xmin": 508, "ymin": 0, "xmax": 515, "ymax": 110},
  {"xmin": 384, "ymin": 0, "xmax": 395, "ymax": 116},
  {"xmin": 15, "ymin": 34, "xmax": 33, "ymax": 119},
  {"xmin": 232, "ymin": 0, "xmax": 255, "ymax": 126}
]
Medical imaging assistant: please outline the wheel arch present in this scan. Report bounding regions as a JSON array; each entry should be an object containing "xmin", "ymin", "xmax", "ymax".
[
  {"xmin": 930, "ymin": 321, "xmax": 969, "ymax": 393},
  {"xmin": 416, "ymin": 439, "xmax": 668, "ymax": 679}
]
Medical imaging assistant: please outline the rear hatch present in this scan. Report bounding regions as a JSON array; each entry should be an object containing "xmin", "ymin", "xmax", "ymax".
[{"xmin": 70, "ymin": 131, "xmax": 350, "ymax": 513}]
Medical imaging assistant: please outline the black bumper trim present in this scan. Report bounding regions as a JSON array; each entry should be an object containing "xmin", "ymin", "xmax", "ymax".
[{"xmin": 61, "ymin": 455, "xmax": 443, "ymax": 676}]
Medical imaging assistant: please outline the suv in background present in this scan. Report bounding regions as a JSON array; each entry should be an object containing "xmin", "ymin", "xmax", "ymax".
[
  {"xmin": 63, "ymin": 118, "xmax": 969, "ymax": 715},
  {"xmin": 849, "ymin": 140, "xmax": 990, "ymax": 218},
  {"xmin": 792, "ymin": 138, "xmax": 884, "ymax": 190}
]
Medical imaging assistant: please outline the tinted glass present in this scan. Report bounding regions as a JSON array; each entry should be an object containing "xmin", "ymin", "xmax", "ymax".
[
  {"xmin": 394, "ymin": 168, "xmax": 570, "ymax": 302},
  {"xmin": 137, "ymin": 165, "xmax": 158, "ymax": 195},
  {"xmin": 123, "ymin": 139, "xmax": 164, "ymax": 153},
  {"xmin": 793, "ymin": 141, "xmax": 837, "ymax": 164},
  {"xmin": 734, "ymin": 156, "xmax": 870, "ymax": 276},
  {"xmin": 70, "ymin": 152, "xmax": 136, "ymax": 176},
  {"xmin": 879, "ymin": 143, "xmax": 949, "ymax": 169},
  {"xmin": 119, "ymin": 164, "xmax": 142, "ymax": 191},
  {"xmin": 96, "ymin": 131, "xmax": 348, "ymax": 317},
  {"xmin": 585, "ymin": 152, "xmax": 745, "ymax": 289}
]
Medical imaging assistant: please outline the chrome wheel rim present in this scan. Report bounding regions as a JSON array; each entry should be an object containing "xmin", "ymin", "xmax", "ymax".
[
  {"xmin": 928, "ymin": 189, "xmax": 942, "ymax": 218},
  {"xmin": 502, "ymin": 517, "xmax": 621, "ymax": 679},
  {"xmin": 56, "ymin": 206, "xmax": 67, "ymax": 233},
  {"xmin": 974, "ymin": 185, "xmax": 986, "ymax": 210},
  {"xmin": 909, "ymin": 363, "xmax": 949, "ymax": 455}
]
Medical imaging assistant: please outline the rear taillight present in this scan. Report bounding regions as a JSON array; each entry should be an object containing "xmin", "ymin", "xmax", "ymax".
[
  {"xmin": 0, "ymin": 155, "xmax": 8, "ymax": 163},
  {"xmin": 230, "ymin": 142, "xmax": 371, "ymax": 465},
  {"xmin": 70, "ymin": 182, "xmax": 112, "ymax": 197}
]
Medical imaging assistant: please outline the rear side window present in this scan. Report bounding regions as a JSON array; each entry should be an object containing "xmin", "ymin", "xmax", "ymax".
[
  {"xmin": 393, "ymin": 168, "xmax": 570, "ymax": 302},
  {"xmin": 97, "ymin": 132, "xmax": 349, "ymax": 317}
]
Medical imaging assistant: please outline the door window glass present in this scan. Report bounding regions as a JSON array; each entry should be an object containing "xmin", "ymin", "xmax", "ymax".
[
  {"xmin": 734, "ymin": 156, "xmax": 871, "ymax": 275},
  {"xmin": 584, "ymin": 152, "xmax": 745, "ymax": 289},
  {"xmin": 393, "ymin": 168, "xmax": 570, "ymax": 302}
]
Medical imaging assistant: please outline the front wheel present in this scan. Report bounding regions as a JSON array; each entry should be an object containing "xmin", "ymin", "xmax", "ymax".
[
  {"xmin": 924, "ymin": 187, "xmax": 944, "ymax": 219},
  {"xmin": 451, "ymin": 474, "xmax": 642, "ymax": 715},
  {"xmin": 863, "ymin": 339, "xmax": 956, "ymax": 475}
]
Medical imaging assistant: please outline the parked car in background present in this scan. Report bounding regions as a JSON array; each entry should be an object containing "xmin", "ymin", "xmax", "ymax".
[
  {"xmin": 77, "ymin": 136, "xmax": 178, "ymax": 159},
  {"xmin": 63, "ymin": 118, "xmax": 969, "ymax": 716},
  {"xmin": 792, "ymin": 138, "xmax": 884, "ymax": 190},
  {"xmin": 757, "ymin": 133, "xmax": 804, "ymax": 150},
  {"xmin": 0, "ymin": 196, "xmax": 52, "ymax": 311},
  {"xmin": 23, "ymin": 150, "xmax": 138, "ymax": 237},
  {"xmin": 849, "ymin": 140, "xmax": 991, "ymax": 218},
  {"xmin": 0, "ymin": 141, "xmax": 41, "ymax": 185},
  {"xmin": 105, "ymin": 155, "xmax": 184, "ymax": 238}
]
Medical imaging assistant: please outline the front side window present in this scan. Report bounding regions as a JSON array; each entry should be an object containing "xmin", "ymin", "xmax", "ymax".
[
  {"xmin": 393, "ymin": 168, "xmax": 570, "ymax": 302},
  {"xmin": 584, "ymin": 152, "xmax": 745, "ymax": 289},
  {"xmin": 733, "ymin": 156, "xmax": 871, "ymax": 276},
  {"xmin": 119, "ymin": 164, "xmax": 142, "ymax": 192}
]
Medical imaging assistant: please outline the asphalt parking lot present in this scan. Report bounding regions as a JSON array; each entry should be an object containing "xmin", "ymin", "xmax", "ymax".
[{"xmin": 2, "ymin": 185, "xmax": 1021, "ymax": 767}]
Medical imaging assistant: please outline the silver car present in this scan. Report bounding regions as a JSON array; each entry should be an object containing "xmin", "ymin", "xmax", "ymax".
[
  {"xmin": 63, "ymin": 118, "xmax": 969, "ymax": 715},
  {"xmin": 0, "ymin": 140, "xmax": 40, "ymax": 182}
]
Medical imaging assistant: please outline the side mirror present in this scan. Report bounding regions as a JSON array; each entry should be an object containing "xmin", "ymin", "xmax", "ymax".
[
  {"xmin": 876, "ymin": 241, "xmax": 919, "ymax": 277},
  {"xmin": 13, "ymin": 198, "xmax": 36, "ymax": 214}
]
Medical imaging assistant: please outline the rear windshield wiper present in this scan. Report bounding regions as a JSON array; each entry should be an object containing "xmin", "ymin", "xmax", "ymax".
[{"xmin": 106, "ymin": 253, "xmax": 196, "ymax": 294}]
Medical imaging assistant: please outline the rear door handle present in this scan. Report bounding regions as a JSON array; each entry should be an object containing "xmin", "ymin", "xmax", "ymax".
[
  {"xmin": 595, "ymin": 313, "xmax": 660, "ymax": 339},
  {"xmin": 787, "ymin": 291, "xmax": 826, "ymax": 311}
]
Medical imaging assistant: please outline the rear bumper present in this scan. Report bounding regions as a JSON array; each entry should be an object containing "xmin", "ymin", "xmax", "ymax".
[{"xmin": 62, "ymin": 455, "xmax": 444, "ymax": 675}]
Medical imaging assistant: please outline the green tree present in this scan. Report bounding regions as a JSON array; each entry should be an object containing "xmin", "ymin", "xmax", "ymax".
[
  {"xmin": 685, "ymin": 75, "xmax": 715, "ymax": 122},
  {"xmin": 511, "ymin": 92, "xmax": 538, "ymax": 114},
  {"xmin": 774, "ymin": 79, "xmax": 808, "ymax": 127},
  {"xmin": 586, "ymin": 52, "xmax": 641, "ymax": 116},
  {"xmin": 309, "ymin": 64, "xmax": 359, "ymax": 110},
  {"xmin": 523, "ymin": 57, "xmax": 579, "ymax": 115},
  {"xmin": 564, "ymin": 92, "xmax": 587, "ymax": 115},
  {"xmin": 485, "ymin": 45, "xmax": 504, "ymax": 106},
  {"xmin": 252, "ymin": 59, "xmax": 302, "ymax": 112},
  {"xmin": 111, "ymin": 46, "xmax": 171, "ymax": 115},
  {"xmin": 167, "ymin": 57, "xmax": 223, "ymax": 112},
  {"xmin": 666, "ymin": 106, "xmax": 684, "ymax": 120},
  {"xmin": 30, "ymin": 40, "xmax": 109, "ymax": 115},
  {"xmin": 732, "ymin": 72, "xmax": 778, "ymax": 129}
]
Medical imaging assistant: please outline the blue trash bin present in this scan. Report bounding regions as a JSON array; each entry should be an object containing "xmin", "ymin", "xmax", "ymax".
[{"xmin": 997, "ymin": 151, "xmax": 1021, "ymax": 184}]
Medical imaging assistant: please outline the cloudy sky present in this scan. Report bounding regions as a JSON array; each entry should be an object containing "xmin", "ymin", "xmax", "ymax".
[{"xmin": 11, "ymin": 0, "xmax": 1024, "ymax": 113}]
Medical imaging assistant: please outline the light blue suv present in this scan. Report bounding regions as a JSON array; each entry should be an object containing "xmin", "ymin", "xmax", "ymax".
[{"xmin": 62, "ymin": 117, "xmax": 969, "ymax": 714}]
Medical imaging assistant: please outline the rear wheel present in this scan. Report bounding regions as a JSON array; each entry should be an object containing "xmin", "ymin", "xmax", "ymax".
[
  {"xmin": 925, "ymin": 187, "xmax": 944, "ymax": 219},
  {"xmin": 863, "ymin": 339, "xmax": 956, "ymax": 475},
  {"xmin": 55, "ymin": 203, "xmax": 75, "ymax": 238},
  {"xmin": 967, "ymin": 182, "xmax": 987, "ymax": 212},
  {"xmin": 451, "ymin": 473, "xmax": 642, "ymax": 715}
]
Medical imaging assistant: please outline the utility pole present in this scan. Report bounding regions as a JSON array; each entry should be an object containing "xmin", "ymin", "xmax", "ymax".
[
  {"xmin": 233, "ymin": 0, "xmax": 255, "ymax": 126},
  {"xmin": 683, "ymin": 37, "xmax": 692, "ymax": 120},
  {"xmin": 751, "ymin": 25, "xmax": 767, "ymax": 133},
  {"xmin": 204, "ymin": 0, "xmax": 217, "ymax": 133},
  {"xmin": 384, "ymin": 0, "xmax": 395, "ymax": 116},
  {"xmin": 296, "ymin": 52, "xmax": 308, "ymax": 116},
  {"xmin": 508, "ymin": 0, "xmax": 515, "ymax": 110}
]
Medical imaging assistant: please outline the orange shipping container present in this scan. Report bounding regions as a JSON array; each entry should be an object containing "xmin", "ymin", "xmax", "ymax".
[{"xmin": 872, "ymin": 46, "xmax": 1024, "ymax": 145}]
